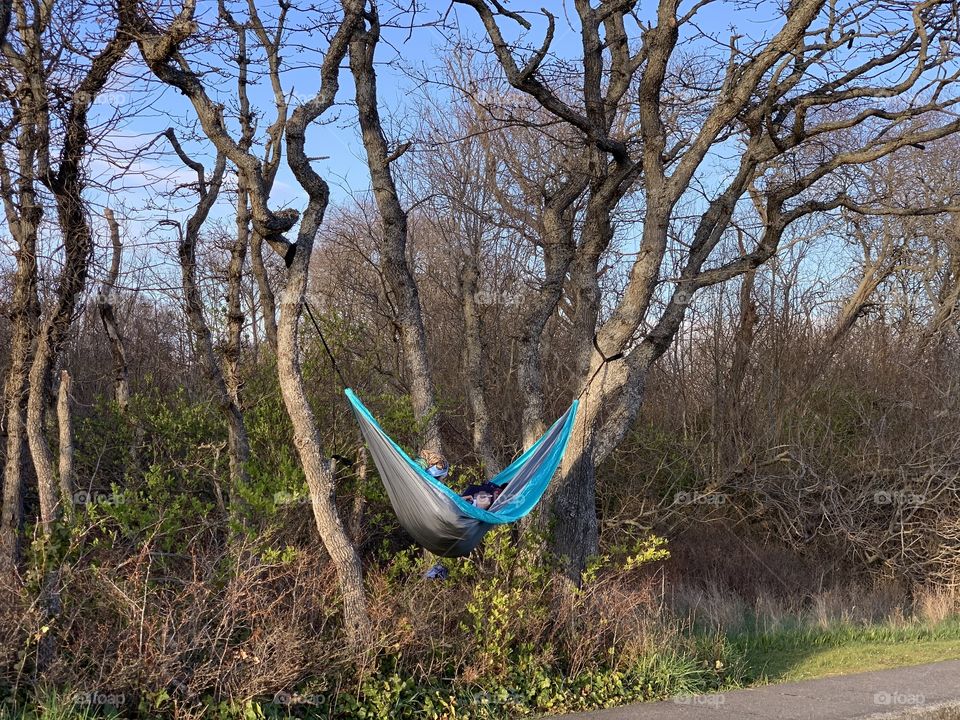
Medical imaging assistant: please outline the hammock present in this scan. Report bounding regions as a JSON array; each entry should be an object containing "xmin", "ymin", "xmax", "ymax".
[{"xmin": 345, "ymin": 389, "xmax": 578, "ymax": 557}]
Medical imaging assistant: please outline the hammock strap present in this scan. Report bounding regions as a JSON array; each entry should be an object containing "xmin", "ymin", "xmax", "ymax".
[
  {"xmin": 577, "ymin": 334, "xmax": 624, "ymax": 401},
  {"xmin": 304, "ymin": 298, "xmax": 349, "ymax": 390}
]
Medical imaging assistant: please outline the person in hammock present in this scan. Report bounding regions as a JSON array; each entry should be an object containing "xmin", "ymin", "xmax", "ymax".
[
  {"xmin": 415, "ymin": 450, "xmax": 503, "ymax": 510},
  {"xmin": 415, "ymin": 450, "xmax": 449, "ymax": 480},
  {"xmin": 416, "ymin": 449, "xmax": 505, "ymax": 580}
]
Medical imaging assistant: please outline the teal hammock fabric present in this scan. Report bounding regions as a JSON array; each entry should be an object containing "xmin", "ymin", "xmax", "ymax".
[{"xmin": 345, "ymin": 389, "xmax": 578, "ymax": 556}]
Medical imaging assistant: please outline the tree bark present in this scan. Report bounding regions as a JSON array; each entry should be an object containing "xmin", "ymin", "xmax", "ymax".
[
  {"xmin": 225, "ymin": 185, "xmax": 249, "ymax": 403},
  {"xmin": 516, "ymin": 181, "xmax": 584, "ymax": 448},
  {"xmin": 56, "ymin": 370, "xmax": 73, "ymax": 512},
  {"xmin": 126, "ymin": 0, "xmax": 370, "ymax": 646},
  {"xmin": 349, "ymin": 13, "xmax": 441, "ymax": 454},
  {"xmin": 279, "ymin": 182, "xmax": 371, "ymax": 648},
  {"xmin": 281, "ymin": 0, "xmax": 370, "ymax": 646},
  {"xmin": 249, "ymin": 232, "xmax": 278, "ymax": 351},
  {"xmin": 459, "ymin": 254, "xmax": 500, "ymax": 474},
  {"xmin": 166, "ymin": 138, "xmax": 252, "ymax": 505},
  {"xmin": 99, "ymin": 208, "xmax": 130, "ymax": 412},
  {"xmin": 0, "ymin": 158, "xmax": 40, "ymax": 577}
]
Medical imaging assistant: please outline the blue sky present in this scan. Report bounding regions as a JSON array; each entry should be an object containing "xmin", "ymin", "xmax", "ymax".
[{"xmin": 68, "ymin": 0, "xmax": 924, "ymax": 316}]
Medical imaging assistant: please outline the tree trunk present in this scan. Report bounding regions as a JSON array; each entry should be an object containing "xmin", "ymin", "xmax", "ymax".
[
  {"xmin": 349, "ymin": 18, "xmax": 441, "ymax": 455},
  {"xmin": 225, "ymin": 186, "xmax": 249, "ymax": 403},
  {"xmin": 721, "ymin": 267, "xmax": 758, "ymax": 463},
  {"xmin": 275, "ymin": 198, "xmax": 371, "ymax": 646},
  {"xmin": 280, "ymin": 0, "xmax": 371, "ymax": 644},
  {"xmin": 516, "ymin": 196, "xmax": 580, "ymax": 449},
  {"xmin": 550, "ymin": 402, "xmax": 600, "ymax": 582},
  {"xmin": 0, "ymin": 37, "xmax": 43, "ymax": 574},
  {"xmin": 173, "ymin": 151, "xmax": 252, "ymax": 505},
  {"xmin": 459, "ymin": 255, "xmax": 500, "ymax": 474},
  {"xmin": 0, "ymin": 215, "xmax": 40, "ymax": 575},
  {"xmin": 56, "ymin": 370, "xmax": 73, "ymax": 512},
  {"xmin": 99, "ymin": 208, "xmax": 130, "ymax": 412},
  {"xmin": 349, "ymin": 445, "xmax": 368, "ymax": 542},
  {"xmin": 26, "ymin": 221, "xmax": 95, "ymax": 536},
  {"xmin": 250, "ymin": 232, "xmax": 279, "ymax": 352},
  {"xmin": 25, "ymin": 22, "xmax": 131, "ymax": 537}
]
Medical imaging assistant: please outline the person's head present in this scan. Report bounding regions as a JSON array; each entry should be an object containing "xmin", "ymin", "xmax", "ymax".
[{"xmin": 420, "ymin": 450, "xmax": 448, "ymax": 479}]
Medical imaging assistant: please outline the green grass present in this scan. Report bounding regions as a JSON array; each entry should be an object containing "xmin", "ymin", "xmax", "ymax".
[
  {"xmin": 744, "ymin": 638, "xmax": 960, "ymax": 682},
  {"xmin": 732, "ymin": 619, "xmax": 960, "ymax": 683}
]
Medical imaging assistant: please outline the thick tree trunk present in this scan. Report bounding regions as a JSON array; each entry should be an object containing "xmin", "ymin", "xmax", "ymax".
[
  {"xmin": 349, "ymin": 20, "xmax": 441, "ymax": 454},
  {"xmin": 550, "ymin": 400, "xmax": 600, "ymax": 582},
  {"xmin": 275, "ymin": 198, "xmax": 371, "ymax": 646},
  {"xmin": 459, "ymin": 255, "xmax": 500, "ymax": 474},
  {"xmin": 99, "ymin": 208, "xmax": 130, "ymax": 411}
]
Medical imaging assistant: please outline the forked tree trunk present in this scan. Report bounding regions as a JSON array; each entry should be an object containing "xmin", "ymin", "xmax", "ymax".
[
  {"xmin": 170, "ymin": 149, "xmax": 252, "ymax": 505},
  {"xmin": 279, "ymin": 0, "xmax": 370, "ymax": 645},
  {"xmin": 516, "ymin": 183, "xmax": 584, "ymax": 449},
  {"xmin": 25, "ymin": 22, "xmax": 131, "ymax": 539}
]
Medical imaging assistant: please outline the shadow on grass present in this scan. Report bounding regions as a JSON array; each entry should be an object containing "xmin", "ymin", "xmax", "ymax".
[{"xmin": 721, "ymin": 617, "xmax": 960, "ymax": 684}]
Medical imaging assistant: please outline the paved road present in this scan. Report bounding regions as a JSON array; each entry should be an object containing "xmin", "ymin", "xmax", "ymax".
[{"xmin": 550, "ymin": 660, "xmax": 960, "ymax": 720}]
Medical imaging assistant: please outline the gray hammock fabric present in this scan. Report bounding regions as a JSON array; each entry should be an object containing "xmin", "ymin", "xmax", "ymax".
[{"xmin": 346, "ymin": 389, "xmax": 578, "ymax": 557}]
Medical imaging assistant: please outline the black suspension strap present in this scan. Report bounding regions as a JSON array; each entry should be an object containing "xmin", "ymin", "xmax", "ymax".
[
  {"xmin": 577, "ymin": 334, "xmax": 625, "ymax": 400},
  {"xmin": 303, "ymin": 298, "xmax": 350, "ymax": 390}
]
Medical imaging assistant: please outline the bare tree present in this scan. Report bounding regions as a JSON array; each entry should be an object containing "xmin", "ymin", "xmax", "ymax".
[
  {"xmin": 121, "ymin": 0, "xmax": 372, "ymax": 645},
  {"xmin": 21, "ymin": 8, "xmax": 131, "ymax": 537},
  {"xmin": 159, "ymin": 129, "xmax": 255, "ymax": 505},
  {"xmin": 219, "ymin": 0, "xmax": 290, "ymax": 359},
  {"xmin": 280, "ymin": 0, "xmax": 370, "ymax": 645},
  {"xmin": 458, "ymin": 0, "xmax": 960, "ymax": 582}
]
